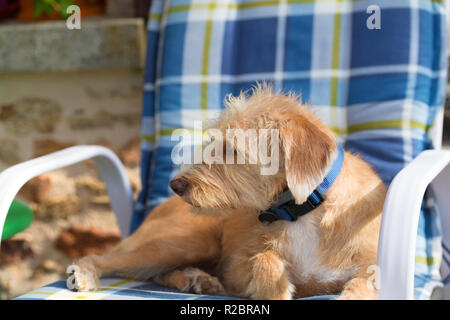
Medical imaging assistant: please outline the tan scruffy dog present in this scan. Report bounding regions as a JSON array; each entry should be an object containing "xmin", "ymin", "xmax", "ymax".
[{"xmin": 67, "ymin": 85, "xmax": 387, "ymax": 299}]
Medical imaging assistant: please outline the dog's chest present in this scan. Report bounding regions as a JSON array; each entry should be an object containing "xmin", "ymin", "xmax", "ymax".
[{"xmin": 281, "ymin": 215, "xmax": 352, "ymax": 285}]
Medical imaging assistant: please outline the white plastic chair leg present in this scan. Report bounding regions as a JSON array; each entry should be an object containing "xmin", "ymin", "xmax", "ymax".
[
  {"xmin": 377, "ymin": 150, "xmax": 450, "ymax": 299},
  {"xmin": 0, "ymin": 146, "xmax": 134, "ymax": 241},
  {"xmin": 430, "ymin": 160, "xmax": 450, "ymax": 299}
]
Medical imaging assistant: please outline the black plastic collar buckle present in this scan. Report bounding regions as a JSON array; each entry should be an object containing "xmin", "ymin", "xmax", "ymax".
[
  {"xmin": 299, "ymin": 189, "xmax": 325, "ymax": 214},
  {"xmin": 258, "ymin": 211, "xmax": 279, "ymax": 225},
  {"xmin": 258, "ymin": 189, "xmax": 325, "ymax": 225}
]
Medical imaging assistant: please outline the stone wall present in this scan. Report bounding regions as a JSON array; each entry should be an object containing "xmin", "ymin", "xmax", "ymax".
[
  {"xmin": 0, "ymin": 17, "xmax": 145, "ymax": 170},
  {"xmin": 0, "ymin": 69, "xmax": 143, "ymax": 170}
]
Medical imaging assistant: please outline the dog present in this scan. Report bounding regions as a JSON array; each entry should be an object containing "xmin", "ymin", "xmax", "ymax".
[{"xmin": 66, "ymin": 85, "xmax": 387, "ymax": 299}]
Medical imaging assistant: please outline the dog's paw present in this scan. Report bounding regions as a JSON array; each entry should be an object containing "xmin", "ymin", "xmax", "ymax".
[
  {"xmin": 66, "ymin": 264, "xmax": 100, "ymax": 292},
  {"xmin": 335, "ymin": 277, "xmax": 378, "ymax": 300},
  {"xmin": 157, "ymin": 267, "xmax": 225, "ymax": 295},
  {"xmin": 187, "ymin": 269, "xmax": 224, "ymax": 295}
]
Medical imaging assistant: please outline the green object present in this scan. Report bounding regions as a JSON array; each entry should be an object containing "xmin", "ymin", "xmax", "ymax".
[
  {"xmin": 1, "ymin": 201, "xmax": 34, "ymax": 241},
  {"xmin": 33, "ymin": 0, "xmax": 76, "ymax": 19}
]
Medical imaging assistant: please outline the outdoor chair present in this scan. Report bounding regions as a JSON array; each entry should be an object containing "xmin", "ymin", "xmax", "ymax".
[{"xmin": 1, "ymin": 0, "xmax": 450, "ymax": 300}]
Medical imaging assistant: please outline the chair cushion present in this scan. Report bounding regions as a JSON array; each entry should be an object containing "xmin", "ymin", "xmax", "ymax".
[
  {"xmin": 134, "ymin": 0, "xmax": 448, "ymax": 299},
  {"xmin": 14, "ymin": 278, "xmax": 240, "ymax": 300},
  {"xmin": 14, "ymin": 278, "xmax": 336, "ymax": 300}
]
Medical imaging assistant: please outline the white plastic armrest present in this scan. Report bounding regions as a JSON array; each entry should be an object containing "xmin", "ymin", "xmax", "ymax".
[
  {"xmin": 0, "ymin": 145, "xmax": 134, "ymax": 240},
  {"xmin": 377, "ymin": 149, "xmax": 450, "ymax": 299}
]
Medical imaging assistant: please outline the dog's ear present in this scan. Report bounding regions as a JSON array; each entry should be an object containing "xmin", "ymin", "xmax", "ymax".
[{"xmin": 280, "ymin": 114, "xmax": 337, "ymax": 203}]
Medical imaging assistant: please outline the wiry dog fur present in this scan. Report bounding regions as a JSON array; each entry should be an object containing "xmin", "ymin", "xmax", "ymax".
[{"xmin": 67, "ymin": 85, "xmax": 387, "ymax": 299}]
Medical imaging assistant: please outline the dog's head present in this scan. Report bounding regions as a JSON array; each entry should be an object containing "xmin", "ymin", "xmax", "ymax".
[{"xmin": 170, "ymin": 84, "xmax": 337, "ymax": 214}]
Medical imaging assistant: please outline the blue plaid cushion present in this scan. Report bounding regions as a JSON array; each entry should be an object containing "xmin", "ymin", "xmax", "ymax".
[
  {"xmin": 134, "ymin": 0, "xmax": 448, "ymax": 299},
  {"xmin": 14, "ymin": 279, "xmax": 240, "ymax": 300},
  {"xmin": 15, "ymin": 278, "xmax": 336, "ymax": 300}
]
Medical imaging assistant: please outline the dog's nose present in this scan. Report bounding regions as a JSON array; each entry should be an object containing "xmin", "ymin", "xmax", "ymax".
[{"xmin": 170, "ymin": 178, "xmax": 189, "ymax": 196}]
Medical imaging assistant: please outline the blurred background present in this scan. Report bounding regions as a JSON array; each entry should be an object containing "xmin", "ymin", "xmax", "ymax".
[
  {"xmin": 0, "ymin": 0, "xmax": 150, "ymax": 299},
  {"xmin": 0, "ymin": 0, "xmax": 449, "ymax": 300}
]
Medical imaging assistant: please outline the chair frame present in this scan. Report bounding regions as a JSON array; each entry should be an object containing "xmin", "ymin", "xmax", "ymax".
[{"xmin": 0, "ymin": 146, "xmax": 133, "ymax": 237}]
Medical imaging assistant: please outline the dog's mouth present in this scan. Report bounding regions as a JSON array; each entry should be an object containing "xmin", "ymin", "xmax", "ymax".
[
  {"xmin": 173, "ymin": 192, "xmax": 195, "ymax": 207},
  {"xmin": 186, "ymin": 199, "xmax": 234, "ymax": 210},
  {"xmin": 181, "ymin": 192, "xmax": 241, "ymax": 212},
  {"xmin": 189, "ymin": 205, "xmax": 236, "ymax": 216},
  {"xmin": 176, "ymin": 192, "xmax": 207, "ymax": 209}
]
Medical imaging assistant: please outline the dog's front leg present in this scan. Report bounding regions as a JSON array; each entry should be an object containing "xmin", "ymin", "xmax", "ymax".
[
  {"xmin": 65, "ymin": 196, "xmax": 222, "ymax": 292},
  {"xmin": 226, "ymin": 251, "xmax": 294, "ymax": 300},
  {"xmin": 66, "ymin": 235, "xmax": 221, "ymax": 292},
  {"xmin": 247, "ymin": 251, "xmax": 294, "ymax": 299}
]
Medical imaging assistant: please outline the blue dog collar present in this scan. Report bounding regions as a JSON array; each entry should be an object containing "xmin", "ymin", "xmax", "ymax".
[{"xmin": 258, "ymin": 145, "xmax": 345, "ymax": 225}]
